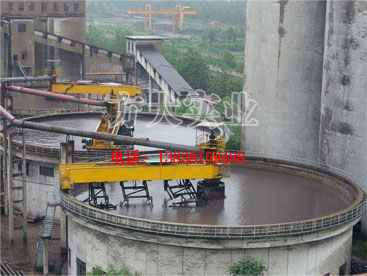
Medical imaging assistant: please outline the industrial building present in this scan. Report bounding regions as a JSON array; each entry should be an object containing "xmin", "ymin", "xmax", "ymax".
[{"xmin": 1, "ymin": 0, "xmax": 367, "ymax": 275}]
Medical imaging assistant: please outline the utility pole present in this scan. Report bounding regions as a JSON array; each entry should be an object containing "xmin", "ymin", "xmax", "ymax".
[
  {"xmin": 59, "ymin": 140, "xmax": 74, "ymax": 256},
  {"xmin": 7, "ymin": 133, "xmax": 14, "ymax": 243}
]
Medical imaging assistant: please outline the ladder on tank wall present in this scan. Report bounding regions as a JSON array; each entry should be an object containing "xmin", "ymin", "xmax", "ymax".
[
  {"xmin": 34, "ymin": 202, "xmax": 57, "ymax": 271},
  {"xmin": 5, "ymin": 132, "xmax": 28, "ymax": 243},
  {"xmin": 34, "ymin": 181, "xmax": 61, "ymax": 272}
]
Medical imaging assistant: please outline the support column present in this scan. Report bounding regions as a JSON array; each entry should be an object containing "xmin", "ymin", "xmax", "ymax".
[
  {"xmin": 1, "ymin": 83, "xmax": 8, "ymax": 216},
  {"xmin": 7, "ymin": 133, "xmax": 13, "ymax": 243},
  {"xmin": 134, "ymin": 62, "xmax": 138, "ymax": 85},
  {"xmin": 81, "ymin": 45, "xmax": 86, "ymax": 80},
  {"xmin": 22, "ymin": 133, "xmax": 27, "ymax": 242},
  {"xmin": 148, "ymin": 75, "xmax": 152, "ymax": 112},
  {"xmin": 59, "ymin": 140, "xmax": 74, "ymax": 254}
]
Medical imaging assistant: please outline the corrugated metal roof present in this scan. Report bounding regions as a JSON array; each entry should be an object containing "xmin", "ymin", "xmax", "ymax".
[{"xmin": 137, "ymin": 45, "xmax": 196, "ymax": 97}]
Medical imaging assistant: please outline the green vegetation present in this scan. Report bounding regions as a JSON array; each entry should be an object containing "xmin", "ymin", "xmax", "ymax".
[
  {"xmin": 228, "ymin": 256, "xmax": 267, "ymax": 276},
  {"xmin": 87, "ymin": 265, "xmax": 139, "ymax": 276},
  {"xmin": 226, "ymin": 125, "xmax": 242, "ymax": 151},
  {"xmin": 353, "ymin": 238, "xmax": 367, "ymax": 260},
  {"xmin": 164, "ymin": 44, "xmax": 243, "ymax": 96},
  {"xmin": 165, "ymin": 47, "xmax": 210, "ymax": 91},
  {"xmin": 352, "ymin": 225, "xmax": 367, "ymax": 261},
  {"xmin": 164, "ymin": 29, "xmax": 244, "ymax": 73},
  {"xmin": 86, "ymin": 1, "xmax": 245, "ymax": 73},
  {"xmin": 86, "ymin": 24, "xmax": 133, "ymax": 54}
]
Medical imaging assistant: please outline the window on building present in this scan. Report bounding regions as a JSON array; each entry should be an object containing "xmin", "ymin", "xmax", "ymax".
[
  {"xmin": 18, "ymin": 3, "xmax": 24, "ymax": 11},
  {"xmin": 63, "ymin": 3, "xmax": 69, "ymax": 12},
  {"xmin": 53, "ymin": 3, "xmax": 59, "ymax": 12},
  {"xmin": 76, "ymin": 258, "xmax": 86, "ymax": 276},
  {"xmin": 17, "ymin": 162, "xmax": 30, "ymax": 176},
  {"xmin": 21, "ymin": 51, "xmax": 27, "ymax": 60},
  {"xmin": 18, "ymin": 23, "xmax": 27, "ymax": 32},
  {"xmin": 7, "ymin": 3, "xmax": 13, "ymax": 11},
  {"xmin": 29, "ymin": 3, "xmax": 35, "ymax": 11},
  {"xmin": 13, "ymin": 55, "xmax": 18, "ymax": 61},
  {"xmin": 339, "ymin": 263, "xmax": 347, "ymax": 275},
  {"xmin": 74, "ymin": 3, "xmax": 80, "ymax": 12},
  {"xmin": 41, "ymin": 3, "xmax": 47, "ymax": 12},
  {"xmin": 40, "ymin": 166, "xmax": 54, "ymax": 177}
]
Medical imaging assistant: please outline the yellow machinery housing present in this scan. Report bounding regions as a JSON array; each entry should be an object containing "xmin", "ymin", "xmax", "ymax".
[
  {"xmin": 59, "ymin": 161, "xmax": 229, "ymax": 191},
  {"xmin": 82, "ymin": 100, "xmax": 139, "ymax": 150},
  {"xmin": 51, "ymin": 83, "xmax": 143, "ymax": 97},
  {"xmin": 49, "ymin": 74, "xmax": 144, "ymax": 150}
]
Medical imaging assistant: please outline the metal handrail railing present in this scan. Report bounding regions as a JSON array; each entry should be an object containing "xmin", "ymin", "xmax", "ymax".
[
  {"xmin": 61, "ymin": 193, "xmax": 365, "ymax": 238},
  {"xmin": 0, "ymin": 136, "xmax": 113, "ymax": 161},
  {"xmin": 242, "ymin": 151, "xmax": 367, "ymax": 192}
]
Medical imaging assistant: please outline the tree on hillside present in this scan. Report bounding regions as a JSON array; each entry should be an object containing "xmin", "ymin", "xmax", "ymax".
[
  {"xmin": 110, "ymin": 25, "xmax": 133, "ymax": 54},
  {"xmin": 86, "ymin": 24, "xmax": 133, "ymax": 54},
  {"xmin": 201, "ymin": 29, "xmax": 217, "ymax": 43},
  {"xmin": 222, "ymin": 51, "xmax": 236, "ymax": 70},
  {"xmin": 86, "ymin": 25, "xmax": 109, "ymax": 50},
  {"xmin": 221, "ymin": 26, "xmax": 238, "ymax": 42},
  {"xmin": 171, "ymin": 48, "xmax": 210, "ymax": 91}
]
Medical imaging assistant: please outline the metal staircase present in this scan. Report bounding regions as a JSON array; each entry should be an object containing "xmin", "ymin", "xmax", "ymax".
[
  {"xmin": 15, "ymin": 61, "xmax": 28, "ymax": 78},
  {"xmin": 34, "ymin": 202, "xmax": 56, "ymax": 270},
  {"xmin": 34, "ymin": 239, "xmax": 45, "ymax": 269}
]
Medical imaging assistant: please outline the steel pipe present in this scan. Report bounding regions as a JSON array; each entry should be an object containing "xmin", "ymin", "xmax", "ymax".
[
  {"xmin": 7, "ymin": 85, "xmax": 105, "ymax": 107},
  {"xmin": 0, "ymin": 76, "xmax": 53, "ymax": 83},
  {"xmin": 86, "ymin": 72, "xmax": 126, "ymax": 76},
  {"xmin": 0, "ymin": 105, "xmax": 204, "ymax": 153}
]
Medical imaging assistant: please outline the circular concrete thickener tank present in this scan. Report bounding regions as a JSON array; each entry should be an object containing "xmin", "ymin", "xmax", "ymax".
[
  {"xmin": 63, "ymin": 158, "xmax": 366, "ymax": 275},
  {"xmin": 320, "ymin": 0, "xmax": 367, "ymax": 233},
  {"xmin": 241, "ymin": 0, "xmax": 326, "ymax": 161}
]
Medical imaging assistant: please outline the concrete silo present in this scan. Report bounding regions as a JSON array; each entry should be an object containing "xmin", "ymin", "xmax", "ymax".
[
  {"xmin": 242, "ymin": 0, "xmax": 326, "ymax": 161},
  {"xmin": 320, "ymin": 0, "xmax": 367, "ymax": 232}
]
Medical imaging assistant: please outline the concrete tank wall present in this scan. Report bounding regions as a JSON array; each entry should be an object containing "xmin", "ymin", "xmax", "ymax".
[
  {"xmin": 13, "ymin": 155, "xmax": 59, "ymax": 219},
  {"xmin": 319, "ymin": 0, "xmax": 367, "ymax": 232},
  {"xmin": 241, "ymin": 0, "xmax": 326, "ymax": 161},
  {"xmin": 66, "ymin": 213, "xmax": 356, "ymax": 275}
]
